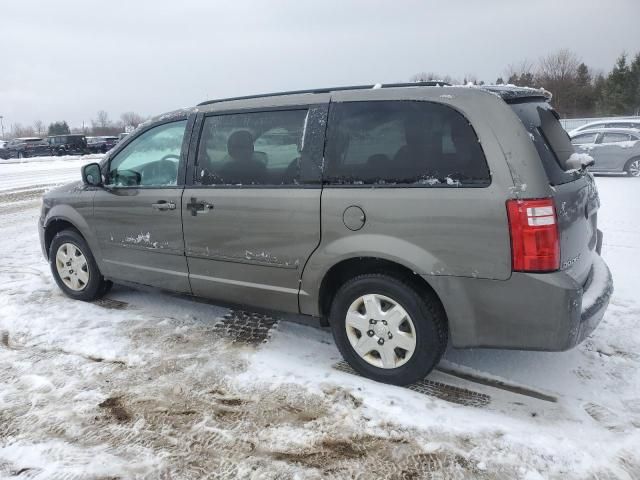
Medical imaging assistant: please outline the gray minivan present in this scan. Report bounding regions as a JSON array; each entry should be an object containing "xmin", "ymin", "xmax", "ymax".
[{"xmin": 39, "ymin": 83, "xmax": 613, "ymax": 385}]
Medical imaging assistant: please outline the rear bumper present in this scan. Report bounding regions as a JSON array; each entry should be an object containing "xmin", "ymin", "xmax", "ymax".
[
  {"xmin": 427, "ymin": 253, "xmax": 613, "ymax": 351},
  {"xmin": 575, "ymin": 254, "xmax": 613, "ymax": 345}
]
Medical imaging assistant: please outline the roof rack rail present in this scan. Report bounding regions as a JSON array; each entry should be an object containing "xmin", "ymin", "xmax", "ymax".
[{"xmin": 197, "ymin": 81, "xmax": 450, "ymax": 106}]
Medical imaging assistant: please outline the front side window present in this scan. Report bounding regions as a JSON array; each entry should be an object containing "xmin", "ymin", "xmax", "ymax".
[
  {"xmin": 195, "ymin": 109, "xmax": 308, "ymax": 186},
  {"xmin": 107, "ymin": 120, "xmax": 187, "ymax": 187},
  {"xmin": 324, "ymin": 101, "xmax": 490, "ymax": 186}
]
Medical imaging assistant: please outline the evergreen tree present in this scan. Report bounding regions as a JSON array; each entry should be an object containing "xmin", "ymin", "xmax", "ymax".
[
  {"xmin": 48, "ymin": 121, "xmax": 71, "ymax": 135},
  {"xmin": 629, "ymin": 53, "xmax": 640, "ymax": 115},
  {"xmin": 575, "ymin": 63, "xmax": 595, "ymax": 116},
  {"xmin": 600, "ymin": 54, "xmax": 632, "ymax": 115}
]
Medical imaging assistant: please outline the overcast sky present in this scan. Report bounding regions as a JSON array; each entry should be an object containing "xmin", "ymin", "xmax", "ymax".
[{"xmin": 1, "ymin": 0, "xmax": 639, "ymax": 130}]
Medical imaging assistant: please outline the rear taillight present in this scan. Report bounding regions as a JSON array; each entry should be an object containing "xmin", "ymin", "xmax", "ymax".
[{"xmin": 506, "ymin": 198, "xmax": 560, "ymax": 272}]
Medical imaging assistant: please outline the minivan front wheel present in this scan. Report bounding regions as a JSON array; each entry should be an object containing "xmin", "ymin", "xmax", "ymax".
[
  {"xmin": 625, "ymin": 158, "xmax": 640, "ymax": 177},
  {"xmin": 50, "ymin": 229, "xmax": 108, "ymax": 301},
  {"xmin": 329, "ymin": 274, "xmax": 447, "ymax": 385}
]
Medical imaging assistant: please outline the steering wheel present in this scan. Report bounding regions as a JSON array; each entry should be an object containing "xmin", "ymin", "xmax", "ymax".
[{"xmin": 143, "ymin": 154, "xmax": 180, "ymax": 185}]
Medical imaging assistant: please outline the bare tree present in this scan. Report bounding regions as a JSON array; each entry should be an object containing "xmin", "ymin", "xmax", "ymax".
[
  {"xmin": 410, "ymin": 72, "xmax": 458, "ymax": 84},
  {"xmin": 91, "ymin": 110, "xmax": 122, "ymax": 136},
  {"xmin": 537, "ymin": 49, "xmax": 581, "ymax": 115},
  {"xmin": 33, "ymin": 120, "xmax": 44, "ymax": 136},
  {"xmin": 120, "ymin": 111, "xmax": 145, "ymax": 129},
  {"xmin": 505, "ymin": 60, "xmax": 536, "ymax": 86},
  {"xmin": 538, "ymin": 49, "xmax": 581, "ymax": 84},
  {"xmin": 11, "ymin": 123, "xmax": 36, "ymax": 138},
  {"xmin": 94, "ymin": 110, "xmax": 111, "ymax": 129}
]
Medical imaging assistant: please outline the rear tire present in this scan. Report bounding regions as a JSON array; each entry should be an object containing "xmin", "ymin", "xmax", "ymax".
[
  {"xmin": 329, "ymin": 274, "xmax": 447, "ymax": 385},
  {"xmin": 625, "ymin": 157, "xmax": 640, "ymax": 177},
  {"xmin": 49, "ymin": 229, "xmax": 108, "ymax": 301}
]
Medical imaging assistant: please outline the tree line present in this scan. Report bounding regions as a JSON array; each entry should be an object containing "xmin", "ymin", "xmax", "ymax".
[
  {"xmin": 7, "ymin": 110, "xmax": 146, "ymax": 139},
  {"xmin": 413, "ymin": 49, "xmax": 640, "ymax": 119}
]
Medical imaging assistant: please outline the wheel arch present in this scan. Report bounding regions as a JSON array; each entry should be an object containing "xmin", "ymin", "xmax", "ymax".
[
  {"xmin": 44, "ymin": 218, "xmax": 83, "ymax": 259},
  {"xmin": 316, "ymin": 257, "xmax": 448, "ymax": 331}
]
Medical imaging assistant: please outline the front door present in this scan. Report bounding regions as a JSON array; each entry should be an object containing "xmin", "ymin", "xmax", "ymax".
[
  {"xmin": 92, "ymin": 118, "xmax": 192, "ymax": 292},
  {"xmin": 182, "ymin": 106, "xmax": 327, "ymax": 312}
]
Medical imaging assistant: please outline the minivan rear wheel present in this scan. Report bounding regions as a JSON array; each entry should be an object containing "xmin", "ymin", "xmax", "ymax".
[
  {"xmin": 49, "ymin": 229, "xmax": 108, "ymax": 301},
  {"xmin": 329, "ymin": 274, "xmax": 447, "ymax": 385},
  {"xmin": 625, "ymin": 158, "xmax": 640, "ymax": 177}
]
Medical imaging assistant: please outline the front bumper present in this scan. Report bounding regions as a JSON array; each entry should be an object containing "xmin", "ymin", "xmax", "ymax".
[
  {"xmin": 38, "ymin": 216, "xmax": 48, "ymax": 259},
  {"xmin": 427, "ymin": 253, "xmax": 613, "ymax": 351}
]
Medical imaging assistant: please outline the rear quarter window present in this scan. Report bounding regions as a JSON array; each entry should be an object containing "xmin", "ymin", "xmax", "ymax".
[
  {"xmin": 509, "ymin": 101, "xmax": 581, "ymax": 185},
  {"xmin": 324, "ymin": 101, "xmax": 490, "ymax": 187}
]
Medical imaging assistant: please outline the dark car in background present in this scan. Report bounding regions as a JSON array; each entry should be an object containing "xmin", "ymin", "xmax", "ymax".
[
  {"xmin": 87, "ymin": 136, "xmax": 118, "ymax": 153},
  {"xmin": 3, "ymin": 137, "xmax": 51, "ymax": 159},
  {"xmin": 47, "ymin": 134, "xmax": 89, "ymax": 156}
]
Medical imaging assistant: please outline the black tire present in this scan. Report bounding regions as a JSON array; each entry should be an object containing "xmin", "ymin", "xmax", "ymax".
[
  {"xmin": 329, "ymin": 274, "xmax": 447, "ymax": 386},
  {"xmin": 624, "ymin": 157, "xmax": 640, "ymax": 177},
  {"xmin": 49, "ymin": 229, "xmax": 107, "ymax": 301}
]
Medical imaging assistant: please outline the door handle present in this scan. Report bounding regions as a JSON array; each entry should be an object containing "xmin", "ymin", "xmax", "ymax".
[
  {"xmin": 186, "ymin": 197, "xmax": 214, "ymax": 216},
  {"xmin": 152, "ymin": 201, "xmax": 176, "ymax": 211}
]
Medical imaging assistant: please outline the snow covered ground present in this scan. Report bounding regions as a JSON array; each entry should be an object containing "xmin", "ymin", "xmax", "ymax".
[{"xmin": 0, "ymin": 159, "xmax": 639, "ymax": 479}]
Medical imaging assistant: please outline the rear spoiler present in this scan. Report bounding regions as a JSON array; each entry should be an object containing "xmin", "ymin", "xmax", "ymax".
[{"xmin": 480, "ymin": 85, "xmax": 552, "ymax": 103}]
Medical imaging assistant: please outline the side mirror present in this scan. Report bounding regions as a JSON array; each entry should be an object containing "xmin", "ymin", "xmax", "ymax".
[{"xmin": 82, "ymin": 163, "xmax": 103, "ymax": 186}]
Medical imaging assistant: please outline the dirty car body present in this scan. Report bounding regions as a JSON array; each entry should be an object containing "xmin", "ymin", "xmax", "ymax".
[{"xmin": 39, "ymin": 84, "xmax": 613, "ymax": 385}]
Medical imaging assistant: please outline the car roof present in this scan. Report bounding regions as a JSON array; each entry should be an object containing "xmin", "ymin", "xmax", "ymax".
[
  {"xmin": 47, "ymin": 134, "xmax": 84, "ymax": 138},
  {"xmin": 139, "ymin": 84, "xmax": 552, "ymax": 130},
  {"xmin": 572, "ymin": 128, "xmax": 640, "ymax": 137},
  {"xmin": 15, "ymin": 137, "xmax": 43, "ymax": 141},
  {"xmin": 189, "ymin": 83, "xmax": 549, "ymax": 114},
  {"xmin": 577, "ymin": 119, "xmax": 640, "ymax": 130}
]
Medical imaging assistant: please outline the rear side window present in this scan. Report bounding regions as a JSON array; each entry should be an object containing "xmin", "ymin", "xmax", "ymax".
[
  {"xmin": 601, "ymin": 132, "xmax": 631, "ymax": 143},
  {"xmin": 324, "ymin": 101, "xmax": 490, "ymax": 186},
  {"xmin": 510, "ymin": 101, "xmax": 580, "ymax": 185}
]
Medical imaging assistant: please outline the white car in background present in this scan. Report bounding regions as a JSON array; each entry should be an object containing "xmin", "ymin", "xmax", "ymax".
[
  {"xmin": 571, "ymin": 127, "xmax": 640, "ymax": 176},
  {"xmin": 569, "ymin": 119, "xmax": 640, "ymax": 137}
]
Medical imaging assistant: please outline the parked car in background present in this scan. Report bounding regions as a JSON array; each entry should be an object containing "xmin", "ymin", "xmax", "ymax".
[
  {"xmin": 47, "ymin": 134, "xmax": 89, "ymax": 156},
  {"xmin": 568, "ymin": 119, "xmax": 640, "ymax": 137},
  {"xmin": 570, "ymin": 128, "xmax": 640, "ymax": 177},
  {"xmin": 87, "ymin": 136, "xmax": 118, "ymax": 153},
  {"xmin": 3, "ymin": 137, "xmax": 51, "ymax": 158},
  {"xmin": 39, "ymin": 84, "xmax": 612, "ymax": 386},
  {"xmin": 0, "ymin": 141, "xmax": 8, "ymax": 159}
]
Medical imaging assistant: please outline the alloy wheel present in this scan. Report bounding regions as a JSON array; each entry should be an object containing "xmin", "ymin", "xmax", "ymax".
[{"xmin": 628, "ymin": 159, "xmax": 640, "ymax": 177}]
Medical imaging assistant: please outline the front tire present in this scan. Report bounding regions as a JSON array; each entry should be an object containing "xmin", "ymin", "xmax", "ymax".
[
  {"xmin": 49, "ymin": 229, "xmax": 108, "ymax": 301},
  {"xmin": 329, "ymin": 274, "xmax": 447, "ymax": 385}
]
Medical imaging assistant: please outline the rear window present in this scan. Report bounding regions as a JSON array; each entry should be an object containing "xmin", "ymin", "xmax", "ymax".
[
  {"xmin": 324, "ymin": 101, "xmax": 490, "ymax": 186},
  {"xmin": 509, "ymin": 101, "xmax": 581, "ymax": 185}
]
